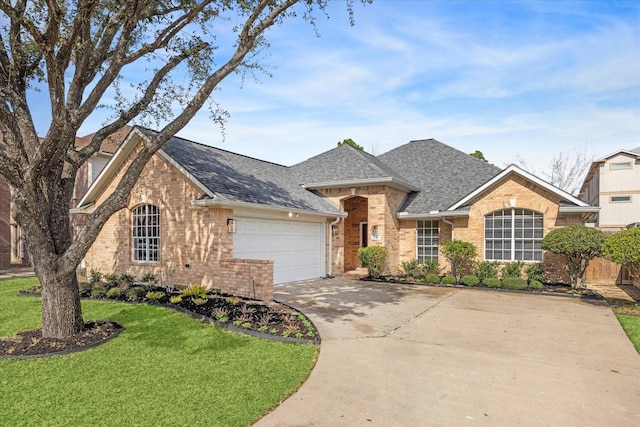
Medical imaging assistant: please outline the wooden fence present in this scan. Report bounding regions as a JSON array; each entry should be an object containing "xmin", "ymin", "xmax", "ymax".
[{"xmin": 585, "ymin": 257, "xmax": 635, "ymax": 285}]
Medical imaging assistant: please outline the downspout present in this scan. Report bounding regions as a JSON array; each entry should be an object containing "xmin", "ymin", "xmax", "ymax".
[
  {"xmin": 442, "ymin": 216, "xmax": 455, "ymax": 240},
  {"xmin": 328, "ymin": 217, "xmax": 341, "ymax": 277},
  {"xmin": 441, "ymin": 216, "xmax": 455, "ymax": 278}
]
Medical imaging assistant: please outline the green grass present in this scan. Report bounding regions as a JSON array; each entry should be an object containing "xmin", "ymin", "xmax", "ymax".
[
  {"xmin": 617, "ymin": 314, "xmax": 640, "ymax": 353},
  {"xmin": 1, "ymin": 278, "xmax": 317, "ymax": 426}
]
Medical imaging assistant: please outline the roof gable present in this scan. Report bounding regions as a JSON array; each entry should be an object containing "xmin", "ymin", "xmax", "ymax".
[
  {"xmin": 290, "ymin": 144, "xmax": 418, "ymax": 191},
  {"xmin": 77, "ymin": 127, "xmax": 341, "ymax": 216},
  {"xmin": 450, "ymin": 164, "xmax": 594, "ymax": 212},
  {"xmin": 377, "ymin": 139, "xmax": 501, "ymax": 213}
]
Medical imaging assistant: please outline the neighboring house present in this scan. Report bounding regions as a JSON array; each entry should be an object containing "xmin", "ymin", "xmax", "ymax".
[
  {"xmin": 579, "ymin": 147, "xmax": 640, "ymax": 233},
  {"xmin": 74, "ymin": 127, "xmax": 598, "ymax": 300},
  {"xmin": 0, "ymin": 127, "xmax": 128, "ymax": 269}
]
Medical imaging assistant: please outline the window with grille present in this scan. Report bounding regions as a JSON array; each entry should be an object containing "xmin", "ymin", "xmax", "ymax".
[
  {"xmin": 485, "ymin": 209, "xmax": 543, "ymax": 261},
  {"xmin": 132, "ymin": 204, "xmax": 159, "ymax": 263},
  {"xmin": 417, "ymin": 220, "xmax": 439, "ymax": 262}
]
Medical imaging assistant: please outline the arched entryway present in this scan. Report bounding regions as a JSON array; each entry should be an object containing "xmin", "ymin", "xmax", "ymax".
[{"xmin": 343, "ymin": 196, "xmax": 368, "ymax": 271}]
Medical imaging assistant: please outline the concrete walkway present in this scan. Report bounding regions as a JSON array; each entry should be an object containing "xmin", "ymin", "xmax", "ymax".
[
  {"xmin": 0, "ymin": 267, "xmax": 35, "ymax": 281},
  {"xmin": 256, "ymin": 278, "xmax": 640, "ymax": 427}
]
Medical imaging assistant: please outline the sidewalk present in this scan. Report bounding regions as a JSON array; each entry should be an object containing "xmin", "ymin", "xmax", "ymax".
[
  {"xmin": 587, "ymin": 280, "xmax": 640, "ymax": 304},
  {"xmin": 0, "ymin": 267, "xmax": 36, "ymax": 281}
]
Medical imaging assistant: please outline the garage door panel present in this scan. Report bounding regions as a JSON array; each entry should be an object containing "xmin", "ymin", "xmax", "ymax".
[{"xmin": 234, "ymin": 217, "xmax": 325, "ymax": 284}]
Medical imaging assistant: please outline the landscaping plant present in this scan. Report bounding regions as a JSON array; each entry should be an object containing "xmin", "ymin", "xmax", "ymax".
[
  {"xmin": 602, "ymin": 228, "xmax": 640, "ymax": 283},
  {"xmin": 460, "ymin": 275, "xmax": 480, "ymax": 287},
  {"xmin": 541, "ymin": 225, "xmax": 605, "ymax": 288},
  {"xmin": 525, "ymin": 263, "xmax": 545, "ymax": 283},
  {"xmin": 358, "ymin": 246, "xmax": 389, "ymax": 278},
  {"xmin": 501, "ymin": 261, "xmax": 524, "ymax": 278},
  {"xmin": 442, "ymin": 239, "xmax": 477, "ymax": 282},
  {"xmin": 474, "ymin": 261, "xmax": 500, "ymax": 282}
]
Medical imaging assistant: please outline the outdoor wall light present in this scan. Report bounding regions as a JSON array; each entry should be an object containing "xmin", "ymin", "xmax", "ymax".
[
  {"xmin": 227, "ymin": 218, "xmax": 237, "ymax": 233},
  {"xmin": 372, "ymin": 225, "xmax": 379, "ymax": 235}
]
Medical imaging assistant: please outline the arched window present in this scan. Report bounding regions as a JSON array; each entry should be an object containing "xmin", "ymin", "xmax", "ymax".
[
  {"xmin": 485, "ymin": 209, "xmax": 543, "ymax": 261},
  {"xmin": 132, "ymin": 204, "xmax": 160, "ymax": 262}
]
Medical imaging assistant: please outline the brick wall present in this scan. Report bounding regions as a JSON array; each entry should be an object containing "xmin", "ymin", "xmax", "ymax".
[
  {"xmin": 80, "ymin": 136, "xmax": 276, "ymax": 300},
  {"xmin": 318, "ymin": 185, "xmax": 408, "ymax": 275}
]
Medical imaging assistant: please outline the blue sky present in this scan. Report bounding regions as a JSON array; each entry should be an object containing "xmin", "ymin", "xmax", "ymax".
[{"xmin": 75, "ymin": 1, "xmax": 639, "ymax": 173}]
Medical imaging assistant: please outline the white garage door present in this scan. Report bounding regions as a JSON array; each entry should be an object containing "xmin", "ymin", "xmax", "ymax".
[{"xmin": 233, "ymin": 217, "xmax": 325, "ymax": 284}]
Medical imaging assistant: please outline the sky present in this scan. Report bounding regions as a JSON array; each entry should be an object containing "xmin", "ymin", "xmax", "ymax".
[{"xmin": 74, "ymin": 1, "xmax": 639, "ymax": 174}]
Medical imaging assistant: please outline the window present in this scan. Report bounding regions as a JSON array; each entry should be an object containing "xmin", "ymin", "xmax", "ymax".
[
  {"xmin": 485, "ymin": 209, "xmax": 543, "ymax": 261},
  {"xmin": 610, "ymin": 195, "xmax": 631, "ymax": 203},
  {"xmin": 610, "ymin": 162, "xmax": 632, "ymax": 170},
  {"xmin": 417, "ymin": 220, "xmax": 439, "ymax": 262},
  {"xmin": 132, "ymin": 204, "xmax": 159, "ymax": 262}
]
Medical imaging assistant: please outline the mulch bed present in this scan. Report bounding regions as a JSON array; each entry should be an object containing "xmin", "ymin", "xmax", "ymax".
[
  {"xmin": 0, "ymin": 321, "xmax": 123, "ymax": 359},
  {"xmin": 4, "ymin": 287, "xmax": 319, "ymax": 358}
]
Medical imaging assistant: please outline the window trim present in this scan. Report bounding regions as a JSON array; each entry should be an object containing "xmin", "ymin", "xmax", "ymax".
[
  {"xmin": 610, "ymin": 195, "xmax": 632, "ymax": 203},
  {"xmin": 610, "ymin": 161, "xmax": 632, "ymax": 170},
  {"xmin": 416, "ymin": 220, "xmax": 439, "ymax": 263},
  {"xmin": 484, "ymin": 208, "xmax": 543, "ymax": 262},
  {"xmin": 131, "ymin": 204, "xmax": 160, "ymax": 263}
]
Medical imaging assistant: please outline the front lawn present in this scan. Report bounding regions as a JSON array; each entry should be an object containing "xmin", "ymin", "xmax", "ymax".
[
  {"xmin": 616, "ymin": 314, "xmax": 640, "ymax": 352},
  {"xmin": 0, "ymin": 278, "xmax": 317, "ymax": 426}
]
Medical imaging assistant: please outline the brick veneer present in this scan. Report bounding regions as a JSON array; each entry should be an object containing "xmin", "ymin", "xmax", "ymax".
[{"xmin": 79, "ymin": 136, "xmax": 275, "ymax": 301}]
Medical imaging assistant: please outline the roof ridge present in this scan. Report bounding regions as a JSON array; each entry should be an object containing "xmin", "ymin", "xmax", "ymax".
[{"xmin": 137, "ymin": 126, "xmax": 289, "ymax": 168}]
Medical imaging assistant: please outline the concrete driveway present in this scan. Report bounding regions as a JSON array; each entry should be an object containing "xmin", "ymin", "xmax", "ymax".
[{"xmin": 255, "ymin": 278, "xmax": 640, "ymax": 427}]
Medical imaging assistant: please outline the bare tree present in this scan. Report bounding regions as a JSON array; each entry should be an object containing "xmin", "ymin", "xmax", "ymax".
[
  {"xmin": 514, "ymin": 146, "xmax": 593, "ymax": 196},
  {"xmin": 0, "ymin": 0, "xmax": 367, "ymax": 338}
]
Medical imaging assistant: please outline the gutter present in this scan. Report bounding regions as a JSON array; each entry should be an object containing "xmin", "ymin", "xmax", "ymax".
[{"xmin": 191, "ymin": 198, "xmax": 347, "ymax": 219}]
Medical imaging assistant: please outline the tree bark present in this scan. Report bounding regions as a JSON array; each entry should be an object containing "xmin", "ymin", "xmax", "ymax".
[{"xmin": 39, "ymin": 268, "xmax": 84, "ymax": 338}]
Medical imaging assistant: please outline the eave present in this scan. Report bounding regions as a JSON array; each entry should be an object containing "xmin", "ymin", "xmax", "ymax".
[
  {"xmin": 304, "ymin": 177, "xmax": 421, "ymax": 193},
  {"xmin": 191, "ymin": 198, "xmax": 347, "ymax": 219}
]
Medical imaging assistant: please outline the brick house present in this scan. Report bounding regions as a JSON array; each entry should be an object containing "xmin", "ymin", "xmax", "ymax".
[
  {"xmin": 0, "ymin": 128, "xmax": 127, "ymax": 269},
  {"xmin": 74, "ymin": 127, "xmax": 598, "ymax": 300}
]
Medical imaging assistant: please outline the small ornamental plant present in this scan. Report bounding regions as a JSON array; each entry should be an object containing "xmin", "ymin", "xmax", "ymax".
[
  {"xmin": 483, "ymin": 277, "xmax": 502, "ymax": 288},
  {"xmin": 442, "ymin": 240, "xmax": 477, "ymax": 282},
  {"xmin": 441, "ymin": 275, "xmax": 456, "ymax": 285},
  {"xmin": 502, "ymin": 277, "xmax": 527, "ymax": 290},
  {"xmin": 541, "ymin": 225, "xmax": 605, "ymax": 288},
  {"xmin": 602, "ymin": 228, "xmax": 640, "ymax": 283},
  {"xmin": 425, "ymin": 274, "xmax": 441, "ymax": 284},
  {"xmin": 460, "ymin": 275, "xmax": 480, "ymax": 287},
  {"xmin": 358, "ymin": 246, "xmax": 388, "ymax": 278}
]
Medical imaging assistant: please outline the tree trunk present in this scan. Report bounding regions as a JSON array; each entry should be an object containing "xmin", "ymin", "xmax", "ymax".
[{"xmin": 40, "ymin": 268, "xmax": 84, "ymax": 338}]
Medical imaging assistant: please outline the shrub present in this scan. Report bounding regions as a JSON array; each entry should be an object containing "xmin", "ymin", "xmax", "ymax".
[
  {"xmin": 106, "ymin": 288, "xmax": 123, "ymax": 299},
  {"xmin": 501, "ymin": 261, "xmax": 524, "ymax": 278},
  {"xmin": 474, "ymin": 261, "xmax": 500, "ymax": 282},
  {"xmin": 525, "ymin": 263, "xmax": 545, "ymax": 283},
  {"xmin": 126, "ymin": 286, "xmax": 146, "ymax": 301},
  {"xmin": 483, "ymin": 277, "xmax": 502, "ymax": 288},
  {"xmin": 89, "ymin": 268, "xmax": 102, "ymax": 284},
  {"xmin": 460, "ymin": 275, "xmax": 480, "ymax": 287},
  {"xmin": 602, "ymin": 228, "xmax": 640, "ymax": 284},
  {"xmin": 425, "ymin": 274, "xmax": 441, "ymax": 284},
  {"xmin": 502, "ymin": 277, "xmax": 527, "ymax": 290},
  {"xmin": 358, "ymin": 246, "xmax": 388, "ymax": 278},
  {"xmin": 141, "ymin": 273, "xmax": 158, "ymax": 284},
  {"xmin": 401, "ymin": 259, "xmax": 421, "ymax": 278},
  {"xmin": 192, "ymin": 297, "xmax": 208, "ymax": 306},
  {"xmin": 78, "ymin": 282, "xmax": 92, "ymax": 297},
  {"xmin": 119, "ymin": 273, "xmax": 136, "ymax": 286},
  {"xmin": 180, "ymin": 284, "xmax": 208, "ymax": 299},
  {"xmin": 91, "ymin": 286, "xmax": 107, "ymax": 298},
  {"xmin": 528, "ymin": 280, "xmax": 544, "ymax": 290},
  {"xmin": 145, "ymin": 291, "xmax": 165, "ymax": 301},
  {"xmin": 169, "ymin": 296, "xmax": 183, "ymax": 304},
  {"xmin": 104, "ymin": 273, "xmax": 120, "ymax": 287},
  {"xmin": 541, "ymin": 225, "xmax": 605, "ymax": 288},
  {"xmin": 442, "ymin": 240, "xmax": 477, "ymax": 282},
  {"xmin": 441, "ymin": 275, "xmax": 456, "ymax": 285},
  {"xmin": 421, "ymin": 259, "xmax": 439, "ymax": 275}
]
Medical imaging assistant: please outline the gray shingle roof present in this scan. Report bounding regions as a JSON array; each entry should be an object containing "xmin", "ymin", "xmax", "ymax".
[
  {"xmin": 155, "ymin": 131, "xmax": 341, "ymax": 214},
  {"xmin": 290, "ymin": 144, "xmax": 413, "ymax": 186},
  {"xmin": 631, "ymin": 147, "xmax": 640, "ymax": 154},
  {"xmin": 377, "ymin": 139, "xmax": 501, "ymax": 213}
]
